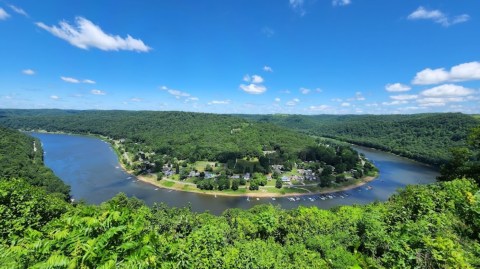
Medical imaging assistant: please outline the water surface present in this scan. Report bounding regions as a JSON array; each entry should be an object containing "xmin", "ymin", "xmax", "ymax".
[{"xmin": 30, "ymin": 132, "xmax": 439, "ymax": 215}]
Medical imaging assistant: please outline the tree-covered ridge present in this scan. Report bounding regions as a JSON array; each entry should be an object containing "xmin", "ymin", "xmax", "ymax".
[
  {"xmin": 0, "ymin": 126, "xmax": 70, "ymax": 198},
  {"xmin": 241, "ymin": 113, "xmax": 480, "ymax": 165},
  {"xmin": 0, "ymin": 110, "xmax": 317, "ymax": 161}
]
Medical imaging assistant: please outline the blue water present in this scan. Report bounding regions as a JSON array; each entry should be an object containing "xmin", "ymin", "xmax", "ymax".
[{"xmin": 30, "ymin": 132, "xmax": 439, "ymax": 215}]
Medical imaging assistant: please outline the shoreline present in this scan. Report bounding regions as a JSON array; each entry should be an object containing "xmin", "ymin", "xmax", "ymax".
[{"xmin": 134, "ymin": 172, "xmax": 378, "ymax": 198}]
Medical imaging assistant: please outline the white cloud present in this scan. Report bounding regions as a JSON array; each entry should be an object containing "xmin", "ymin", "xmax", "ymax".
[
  {"xmin": 130, "ymin": 97, "xmax": 142, "ymax": 102},
  {"xmin": 208, "ymin": 100, "xmax": 230, "ymax": 105},
  {"xmin": 22, "ymin": 69, "xmax": 35, "ymax": 75},
  {"xmin": 385, "ymin": 83, "xmax": 411, "ymax": 92},
  {"xmin": 251, "ymin": 75, "xmax": 264, "ymax": 84},
  {"xmin": 289, "ymin": 0, "xmax": 305, "ymax": 16},
  {"xmin": 240, "ymin": 83, "xmax": 267, "ymax": 94},
  {"xmin": 331, "ymin": 98, "xmax": 342, "ymax": 102},
  {"xmin": 0, "ymin": 8, "xmax": 10, "ymax": 20},
  {"xmin": 411, "ymin": 62, "xmax": 480, "ymax": 85},
  {"xmin": 160, "ymin": 85, "xmax": 198, "ymax": 101},
  {"xmin": 407, "ymin": 6, "xmax": 470, "ymax": 27},
  {"xmin": 382, "ymin": 100, "xmax": 408, "ymax": 106},
  {"xmin": 390, "ymin": 94, "xmax": 418, "ymax": 101},
  {"xmin": 263, "ymin": 66, "xmax": 273, "ymax": 72},
  {"xmin": 286, "ymin": 98, "xmax": 300, "ymax": 106},
  {"xmin": 83, "ymin": 79, "xmax": 96, "ymax": 84},
  {"xmin": 36, "ymin": 17, "xmax": 151, "ymax": 52},
  {"xmin": 309, "ymin": 105, "xmax": 330, "ymax": 111},
  {"xmin": 420, "ymin": 84, "xmax": 475, "ymax": 97},
  {"xmin": 332, "ymin": 0, "xmax": 351, "ymax": 7},
  {"xmin": 300, "ymin": 88, "xmax": 311, "ymax": 94},
  {"xmin": 419, "ymin": 102, "xmax": 446, "ymax": 107},
  {"xmin": 243, "ymin": 74, "xmax": 251, "ymax": 82},
  {"xmin": 168, "ymin": 89, "xmax": 190, "ymax": 98},
  {"xmin": 281, "ymin": 90, "xmax": 291, "ymax": 94},
  {"xmin": 50, "ymin": 95, "xmax": 60, "ymax": 100},
  {"xmin": 61, "ymin": 76, "xmax": 80, "ymax": 83},
  {"xmin": 9, "ymin": 5, "xmax": 28, "ymax": 17},
  {"xmin": 91, "ymin": 89, "xmax": 106, "ymax": 95},
  {"xmin": 315, "ymin": 88, "xmax": 323, "ymax": 93},
  {"xmin": 341, "ymin": 102, "xmax": 350, "ymax": 107},
  {"xmin": 274, "ymin": 97, "xmax": 281, "ymax": 102}
]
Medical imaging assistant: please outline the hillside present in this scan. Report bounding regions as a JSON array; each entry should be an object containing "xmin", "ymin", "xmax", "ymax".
[
  {"xmin": 241, "ymin": 113, "xmax": 480, "ymax": 165},
  {"xmin": 0, "ymin": 126, "xmax": 70, "ymax": 198},
  {"xmin": 0, "ymin": 110, "xmax": 316, "ymax": 161}
]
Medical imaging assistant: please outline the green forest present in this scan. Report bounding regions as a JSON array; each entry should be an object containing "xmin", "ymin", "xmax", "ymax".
[
  {"xmin": 0, "ymin": 126, "xmax": 70, "ymax": 198},
  {"xmin": 241, "ymin": 113, "xmax": 480, "ymax": 165},
  {"xmin": 1, "ymin": 121, "xmax": 480, "ymax": 267}
]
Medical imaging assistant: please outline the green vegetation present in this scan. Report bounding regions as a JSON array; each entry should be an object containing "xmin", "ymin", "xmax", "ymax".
[
  {"xmin": 0, "ymin": 126, "xmax": 70, "ymax": 198},
  {"xmin": 242, "ymin": 113, "xmax": 480, "ymax": 165},
  {"xmin": 0, "ymin": 120, "xmax": 480, "ymax": 268}
]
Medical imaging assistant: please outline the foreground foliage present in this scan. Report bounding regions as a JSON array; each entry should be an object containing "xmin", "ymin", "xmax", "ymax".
[{"xmin": 0, "ymin": 178, "xmax": 479, "ymax": 268}]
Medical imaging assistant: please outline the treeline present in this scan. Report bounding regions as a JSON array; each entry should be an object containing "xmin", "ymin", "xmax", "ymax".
[
  {"xmin": 0, "ymin": 126, "xmax": 70, "ymax": 198},
  {"xmin": 241, "ymin": 113, "xmax": 480, "ymax": 165}
]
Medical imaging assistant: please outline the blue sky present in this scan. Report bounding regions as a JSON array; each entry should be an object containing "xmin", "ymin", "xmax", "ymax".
[{"xmin": 1, "ymin": 0, "xmax": 479, "ymax": 114}]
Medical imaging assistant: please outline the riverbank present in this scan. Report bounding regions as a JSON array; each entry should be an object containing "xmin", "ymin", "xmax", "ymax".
[{"xmin": 134, "ymin": 172, "xmax": 378, "ymax": 198}]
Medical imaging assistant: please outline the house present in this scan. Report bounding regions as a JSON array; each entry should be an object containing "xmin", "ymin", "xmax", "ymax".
[
  {"xmin": 281, "ymin": 176, "xmax": 290, "ymax": 182},
  {"xmin": 243, "ymin": 173, "xmax": 251, "ymax": 180},
  {"xmin": 230, "ymin": 174, "xmax": 240, "ymax": 179}
]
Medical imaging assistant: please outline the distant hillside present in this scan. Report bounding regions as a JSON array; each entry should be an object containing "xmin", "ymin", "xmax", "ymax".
[
  {"xmin": 0, "ymin": 109, "xmax": 317, "ymax": 162},
  {"xmin": 240, "ymin": 113, "xmax": 480, "ymax": 165},
  {"xmin": 0, "ymin": 126, "xmax": 70, "ymax": 198}
]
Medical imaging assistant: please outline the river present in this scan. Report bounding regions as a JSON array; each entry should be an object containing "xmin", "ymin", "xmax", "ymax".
[{"xmin": 30, "ymin": 132, "xmax": 439, "ymax": 215}]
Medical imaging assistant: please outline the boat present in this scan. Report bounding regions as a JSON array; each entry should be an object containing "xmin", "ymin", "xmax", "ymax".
[{"xmin": 271, "ymin": 198, "xmax": 276, "ymax": 201}]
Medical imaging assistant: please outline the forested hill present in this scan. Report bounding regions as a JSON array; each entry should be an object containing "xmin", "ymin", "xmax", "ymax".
[
  {"xmin": 240, "ymin": 113, "xmax": 480, "ymax": 165},
  {"xmin": 0, "ymin": 109, "xmax": 317, "ymax": 161},
  {"xmin": 0, "ymin": 126, "xmax": 70, "ymax": 198}
]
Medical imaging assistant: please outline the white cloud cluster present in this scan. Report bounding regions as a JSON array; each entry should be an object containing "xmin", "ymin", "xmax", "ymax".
[
  {"xmin": 413, "ymin": 61, "xmax": 480, "ymax": 85},
  {"xmin": 208, "ymin": 100, "xmax": 231, "ymax": 105},
  {"xmin": 390, "ymin": 94, "xmax": 418, "ymax": 101},
  {"xmin": 61, "ymin": 76, "xmax": 96, "ymax": 84},
  {"xmin": 36, "ymin": 17, "xmax": 151, "ymax": 52},
  {"xmin": 50, "ymin": 95, "xmax": 60, "ymax": 100},
  {"xmin": 22, "ymin": 69, "xmax": 35, "ymax": 75},
  {"xmin": 0, "ymin": 8, "xmax": 10, "ymax": 20},
  {"xmin": 407, "ymin": 6, "xmax": 470, "ymax": 27},
  {"xmin": 91, "ymin": 89, "xmax": 106, "ymax": 95},
  {"xmin": 160, "ymin": 85, "xmax": 198, "ymax": 101},
  {"xmin": 420, "ymin": 84, "xmax": 474, "ymax": 97},
  {"xmin": 240, "ymin": 74, "xmax": 267, "ymax": 94},
  {"xmin": 332, "ymin": 0, "xmax": 351, "ymax": 7},
  {"xmin": 300, "ymin": 88, "xmax": 310, "ymax": 94},
  {"xmin": 263, "ymin": 66, "xmax": 273, "ymax": 72},
  {"xmin": 341, "ymin": 102, "xmax": 350, "ymax": 107},
  {"xmin": 309, "ymin": 105, "xmax": 329, "ymax": 111},
  {"xmin": 289, "ymin": 0, "xmax": 305, "ymax": 16},
  {"xmin": 385, "ymin": 83, "xmax": 411, "ymax": 92}
]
